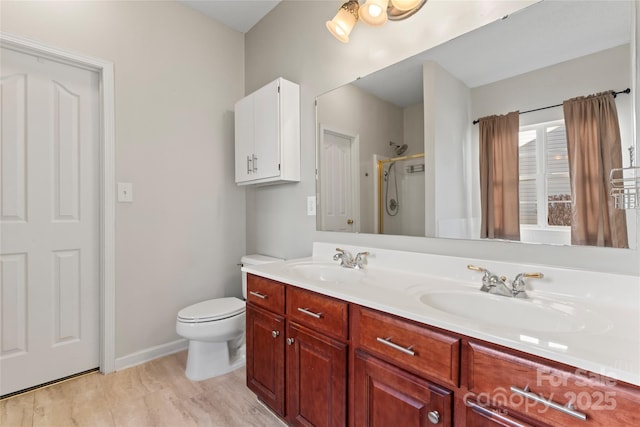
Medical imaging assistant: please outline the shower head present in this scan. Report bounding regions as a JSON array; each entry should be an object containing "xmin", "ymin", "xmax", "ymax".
[{"xmin": 389, "ymin": 141, "xmax": 408, "ymax": 156}]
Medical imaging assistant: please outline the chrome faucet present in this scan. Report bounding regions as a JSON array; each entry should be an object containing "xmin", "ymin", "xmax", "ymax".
[
  {"xmin": 468, "ymin": 265, "xmax": 543, "ymax": 298},
  {"xmin": 333, "ymin": 248, "xmax": 369, "ymax": 269}
]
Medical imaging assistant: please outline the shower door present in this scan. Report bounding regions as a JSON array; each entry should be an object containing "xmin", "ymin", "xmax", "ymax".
[{"xmin": 377, "ymin": 154, "xmax": 425, "ymax": 236}]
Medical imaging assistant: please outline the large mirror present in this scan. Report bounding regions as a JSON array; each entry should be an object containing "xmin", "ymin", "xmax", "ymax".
[{"xmin": 316, "ymin": 0, "xmax": 637, "ymax": 249}]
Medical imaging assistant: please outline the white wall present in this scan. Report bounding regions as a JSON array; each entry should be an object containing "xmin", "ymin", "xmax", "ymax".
[
  {"xmin": 245, "ymin": 1, "xmax": 639, "ymax": 276},
  {"xmin": 423, "ymin": 61, "xmax": 472, "ymax": 238},
  {"xmin": 1, "ymin": 1, "xmax": 246, "ymax": 359}
]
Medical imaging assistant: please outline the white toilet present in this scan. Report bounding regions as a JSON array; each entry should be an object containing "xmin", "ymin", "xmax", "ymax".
[{"xmin": 176, "ymin": 254, "xmax": 282, "ymax": 381}]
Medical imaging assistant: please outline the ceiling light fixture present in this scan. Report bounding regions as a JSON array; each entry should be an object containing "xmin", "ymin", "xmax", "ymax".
[{"xmin": 326, "ymin": 0, "xmax": 427, "ymax": 43}]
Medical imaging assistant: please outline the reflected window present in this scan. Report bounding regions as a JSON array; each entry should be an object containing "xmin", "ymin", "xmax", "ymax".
[{"xmin": 518, "ymin": 121, "xmax": 571, "ymax": 228}]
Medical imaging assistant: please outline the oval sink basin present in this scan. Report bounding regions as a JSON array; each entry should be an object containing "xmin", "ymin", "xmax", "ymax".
[
  {"xmin": 289, "ymin": 262, "xmax": 364, "ymax": 284},
  {"xmin": 419, "ymin": 290, "xmax": 610, "ymax": 334}
]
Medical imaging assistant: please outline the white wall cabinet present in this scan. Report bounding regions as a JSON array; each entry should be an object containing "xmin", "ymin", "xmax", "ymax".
[{"xmin": 234, "ymin": 77, "xmax": 300, "ymax": 186}]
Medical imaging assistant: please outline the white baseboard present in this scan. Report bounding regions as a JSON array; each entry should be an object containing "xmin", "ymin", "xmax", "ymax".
[{"xmin": 114, "ymin": 339, "xmax": 188, "ymax": 371}]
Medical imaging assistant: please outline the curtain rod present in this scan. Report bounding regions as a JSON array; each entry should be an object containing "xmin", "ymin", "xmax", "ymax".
[{"xmin": 472, "ymin": 88, "xmax": 631, "ymax": 125}]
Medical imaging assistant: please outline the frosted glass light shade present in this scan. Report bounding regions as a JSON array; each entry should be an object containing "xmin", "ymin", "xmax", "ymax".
[
  {"xmin": 390, "ymin": 0, "xmax": 422, "ymax": 11},
  {"xmin": 360, "ymin": 0, "xmax": 389, "ymax": 26},
  {"xmin": 326, "ymin": 6, "xmax": 358, "ymax": 43}
]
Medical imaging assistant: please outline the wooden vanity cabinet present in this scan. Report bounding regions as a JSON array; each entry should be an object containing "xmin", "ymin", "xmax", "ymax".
[
  {"xmin": 285, "ymin": 286, "xmax": 349, "ymax": 427},
  {"xmin": 352, "ymin": 306, "xmax": 460, "ymax": 388},
  {"xmin": 286, "ymin": 322, "xmax": 347, "ymax": 427},
  {"xmin": 246, "ymin": 274, "xmax": 640, "ymax": 426},
  {"xmin": 246, "ymin": 274, "xmax": 349, "ymax": 426},
  {"xmin": 354, "ymin": 349, "xmax": 453, "ymax": 427},
  {"xmin": 246, "ymin": 303, "xmax": 286, "ymax": 416},
  {"xmin": 351, "ymin": 306, "xmax": 457, "ymax": 426},
  {"xmin": 245, "ymin": 274, "xmax": 287, "ymax": 416},
  {"xmin": 464, "ymin": 341, "xmax": 640, "ymax": 426}
]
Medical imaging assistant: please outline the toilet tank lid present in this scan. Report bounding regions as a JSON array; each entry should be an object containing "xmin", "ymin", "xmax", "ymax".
[{"xmin": 241, "ymin": 254, "xmax": 283, "ymax": 265}]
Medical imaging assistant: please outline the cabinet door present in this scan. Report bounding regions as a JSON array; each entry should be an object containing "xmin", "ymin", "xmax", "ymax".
[
  {"xmin": 246, "ymin": 304, "xmax": 285, "ymax": 416},
  {"xmin": 252, "ymin": 79, "xmax": 280, "ymax": 180},
  {"xmin": 354, "ymin": 350, "xmax": 453, "ymax": 427},
  {"xmin": 234, "ymin": 93, "xmax": 254, "ymax": 183},
  {"xmin": 286, "ymin": 322, "xmax": 347, "ymax": 427}
]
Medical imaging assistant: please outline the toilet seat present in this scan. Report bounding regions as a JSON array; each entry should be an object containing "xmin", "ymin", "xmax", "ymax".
[{"xmin": 177, "ymin": 297, "xmax": 245, "ymax": 323}]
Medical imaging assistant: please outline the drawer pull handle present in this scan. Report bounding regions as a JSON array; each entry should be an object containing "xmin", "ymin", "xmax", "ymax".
[
  {"xmin": 297, "ymin": 307, "xmax": 322, "ymax": 319},
  {"xmin": 376, "ymin": 336, "xmax": 415, "ymax": 356},
  {"xmin": 249, "ymin": 291, "xmax": 268, "ymax": 299},
  {"xmin": 510, "ymin": 385, "xmax": 587, "ymax": 421},
  {"xmin": 287, "ymin": 338, "xmax": 295, "ymax": 346},
  {"xmin": 465, "ymin": 400, "xmax": 528, "ymax": 427},
  {"xmin": 271, "ymin": 330, "xmax": 280, "ymax": 338}
]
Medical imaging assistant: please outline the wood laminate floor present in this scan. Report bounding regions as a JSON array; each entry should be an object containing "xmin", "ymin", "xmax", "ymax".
[{"xmin": 0, "ymin": 351, "xmax": 285, "ymax": 427}]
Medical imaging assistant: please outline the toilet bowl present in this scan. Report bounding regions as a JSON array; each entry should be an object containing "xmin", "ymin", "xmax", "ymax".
[{"xmin": 176, "ymin": 254, "xmax": 282, "ymax": 381}]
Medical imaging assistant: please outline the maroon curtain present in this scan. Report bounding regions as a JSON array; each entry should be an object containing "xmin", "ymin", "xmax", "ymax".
[
  {"xmin": 563, "ymin": 92, "xmax": 628, "ymax": 248},
  {"xmin": 479, "ymin": 112, "xmax": 521, "ymax": 241}
]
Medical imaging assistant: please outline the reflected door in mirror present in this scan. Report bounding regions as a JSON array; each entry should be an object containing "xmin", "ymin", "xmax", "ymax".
[{"xmin": 318, "ymin": 126, "xmax": 359, "ymax": 232}]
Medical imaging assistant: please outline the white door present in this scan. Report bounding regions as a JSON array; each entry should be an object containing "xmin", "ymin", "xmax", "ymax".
[
  {"xmin": 1, "ymin": 47, "xmax": 100, "ymax": 396},
  {"xmin": 319, "ymin": 128, "xmax": 358, "ymax": 232}
]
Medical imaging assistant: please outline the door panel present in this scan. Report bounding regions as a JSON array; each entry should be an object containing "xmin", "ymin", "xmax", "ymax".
[
  {"xmin": 319, "ymin": 129, "xmax": 354, "ymax": 232},
  {"xmin": 246, "ymin": 304, "xmax": 286, "ymax": 416},
  {"xmin": 286, "ymin": 322, "xmax": 347, "ymax": 427},
  {"xmin": 1, "ymin": 47, "xmax": 100, "ymax": 395}
]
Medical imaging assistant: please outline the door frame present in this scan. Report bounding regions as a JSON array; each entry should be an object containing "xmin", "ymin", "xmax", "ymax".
[
  {"xmin": 1, "ymin": 32, "xmax": 116, "ymax": 374},
  {"xmin": 318, "ymin": 124, "xmax": 360, "ymax": 232}
]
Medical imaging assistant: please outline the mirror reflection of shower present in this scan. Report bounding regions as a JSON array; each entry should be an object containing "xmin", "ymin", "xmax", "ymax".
[
  {"xmin": 377, "ymin": 152, "xmax": 426, "ymax": 236},
  {"xmin": 384, "ymin": 162, "xmax": 399, "ymax": 216},
  {"xmin": 390, "ymin": 140, "xmax": 408, "ymax": 156}
]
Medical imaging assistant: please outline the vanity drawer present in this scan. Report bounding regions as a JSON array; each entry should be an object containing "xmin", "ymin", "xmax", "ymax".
[
  {"xmin": 286, "ymin": 286, "xmax": 349, "ymax": 341},
  {"xmin": 353, "ymin": 306, "xmax": 460, "ymax": 387},
  {"xmin": 246, "ymin": 274, "xmax": 285, "ymax": 315},
  {"xmin": 467, "ymin": 341, "xmax": 640, "ymax": 426}
]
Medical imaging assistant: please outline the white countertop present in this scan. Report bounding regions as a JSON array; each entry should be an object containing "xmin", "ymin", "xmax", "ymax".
[{"xmin": 243, "ymin": 243, "xmax": 640, "ymax": 387}]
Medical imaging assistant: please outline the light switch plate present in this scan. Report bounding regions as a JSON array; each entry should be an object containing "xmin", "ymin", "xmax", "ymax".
[
  {"xmin": 307, "ymin": 196, "xmax": 316, "ymax": 216},
  {"xmin": 118, "ymin": 182, "xmax": 133, "ymax": 202}
]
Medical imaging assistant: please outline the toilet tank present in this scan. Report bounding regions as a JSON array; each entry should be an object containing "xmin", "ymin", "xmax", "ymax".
[{"xmin": 241, "ymin": 254, "xmax": 283, "ymax": 298}]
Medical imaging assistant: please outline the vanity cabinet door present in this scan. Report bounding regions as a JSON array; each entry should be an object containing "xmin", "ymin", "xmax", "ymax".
[
  {"xmin": 246, "ymin": 304, "xmax": 286, "ymax": 416},
  {"xmin": 286, "ymin": 321, "xmax": 347, "ymax": 427},
  {"xmin": 353, "ymin": 350, "xmax": 453, "ymax": 427}
]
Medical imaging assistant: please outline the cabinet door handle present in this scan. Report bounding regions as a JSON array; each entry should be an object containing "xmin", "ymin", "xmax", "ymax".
[
  {"xmin": 286, "ymin": 338, "xmax": 295, "ymax": 346},
  {"xmin": 427, "ymin": 410, "xmax": 440, "ymax": 424},
  {"xmin": 376, "ymin": 336, "xmax": 415, "ymax": 356},
  {"xmin": 271, "ymin": 330, "xmax": 280, "ymax": 338},
  {"xmin": 465, "ymin": 400, "xmax": 529, "ymax": 427},
  {"xmin": 510, "ymin": 385, "xmax": 587, "ymax": 421},
  {"xmin": 252, "ymin": 154, "xmax": 258, "ymax": 172},
  {"xmin": 297, "ymin": 307, "xmax": 322, "ymax": 319},
  {"xmin": 249, "ymin": 291, "xmax": 268, "ymax": 299},
  {"xmin": 247, "ymin": 155, "xmax": 252, "ymax": 174}
]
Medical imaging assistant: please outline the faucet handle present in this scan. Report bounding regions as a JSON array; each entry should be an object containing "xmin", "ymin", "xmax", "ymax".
[
  {"xmin": 521, "ymin": 272, "xmax": 544, "ymax": 279},
  {"xmin": 354, "ymin": 251, "xmax": 369, "ymax": 269},
  {"xmin": 511, "ymin": 272, "xmax": 544, "ymax": 297},
  {"xmin": 467, "ymin": 264, "xmax": 485, "ymax": 273},
  {"xmin": 335, "ymin": 248, "xmax": 346, "ymax": 254}
]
